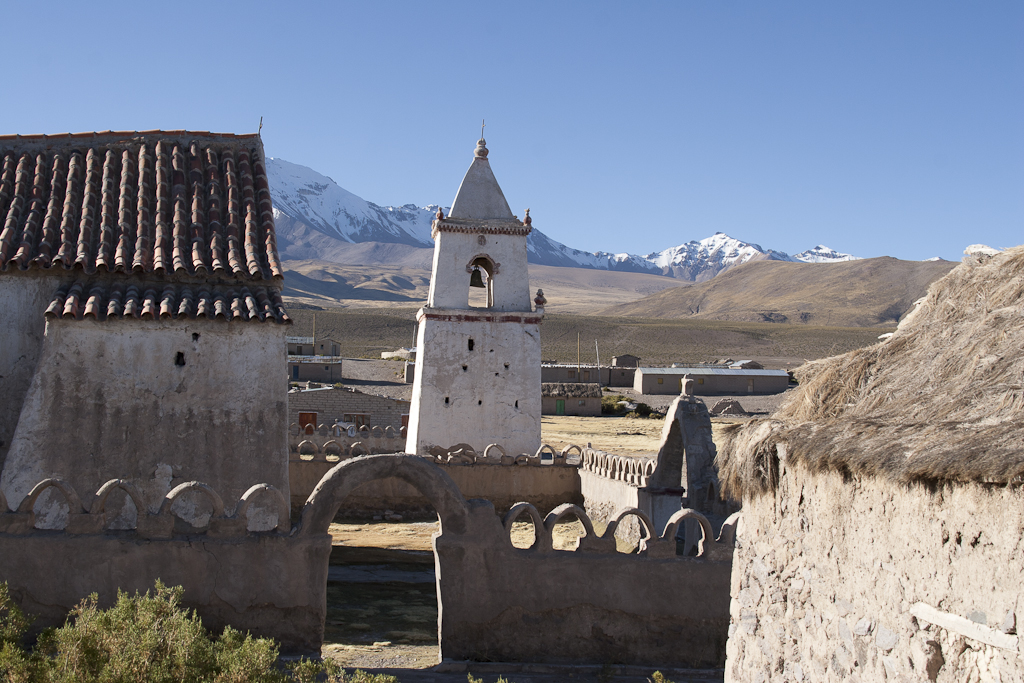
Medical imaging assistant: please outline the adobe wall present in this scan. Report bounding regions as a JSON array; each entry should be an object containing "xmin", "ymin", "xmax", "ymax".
[
  {"xmin": 0, "ymin": 272, "xmax": 61, "ymax": 472},
  {"xmin": 407, "ymin": 312, "xmax": 542, "ymax": 458},
  {"xmin": 1, "ymin": 318, "xmax": 288, "ymax": 513},
  {"xmin": 726, "ymin": 460, "xmax": 1024, "ymax": 682},
  {"xmin": 541, "ymin": 395, "xmax": 601, "ymax": 416},
  {"xmin": 288, "ymin": 387, "xmax": 410, "ymax": 431},
  {"xmin": 289, "ymin": 457, "xmax": 582, "ymax": 515}
]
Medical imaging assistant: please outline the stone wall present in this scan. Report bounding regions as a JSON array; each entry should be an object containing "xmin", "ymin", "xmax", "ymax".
[
  {"xmin": 726, "ymin": 460, "xmax": 1024, "ymax": 682},
  {"xmin": 0, "ymin": 456, "xmax": 736, "ymax": 667},
  {"xmin": 288, "ymin": 386, "xmax": 410, "ymax": 432}
]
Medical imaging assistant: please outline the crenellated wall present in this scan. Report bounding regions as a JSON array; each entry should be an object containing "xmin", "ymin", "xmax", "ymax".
[{"xmin": 0, "ymin": 455, "xmax": 735, "ymax": 666}]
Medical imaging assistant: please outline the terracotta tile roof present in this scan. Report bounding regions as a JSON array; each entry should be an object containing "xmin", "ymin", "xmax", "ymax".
[
  {"xmin": 45, "ymin": 280, "xmax": 290, "ymax": 324},
  {"xmin": 0, "ymin": 131, "xmax": 282, "ymax": 281}
]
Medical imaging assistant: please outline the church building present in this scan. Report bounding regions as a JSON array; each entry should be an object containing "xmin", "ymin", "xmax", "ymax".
[{"xmin": 406, "ymin": 136, "xmax": 543, "ymax": 457}]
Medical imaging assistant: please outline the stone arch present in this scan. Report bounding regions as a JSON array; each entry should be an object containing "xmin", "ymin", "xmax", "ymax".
[
  {"xmin": 717, "ymin": 510, "xmax": 742, "ymax": 546},
  {"xmin": 358, "ymin": 425, "xmax": 371, "ymax": 439},
  {"xmin": 298, "ymin": 454, "xmax": 469, "ymax": 537},
  {"xmin": 298, "ymin": 439, "xmax": 319, "ymax": 455},
  {"xmin": 322, "ymin": 441, "xmax": 343, "ymax": 457},
  {"xmin": 542, "ymin": 503, "xmax": 597, "ymax": 552},
  {"xmin": 158, "ymin": 481, "xmax": 226, "ymax": 519},
  {"xmin": 502, "ymin": 502, "xmax": 547, "ymax": 551},
  {"xmin": 303, "ymin": 423, "xmax": 315, "ymax": 436},
  {"xmin": 465, "ymin": 253, "xmax": 497, "ymax": 308},
  {"xmin": 90, "ymin": 479, "xmax": 147, "ymax": 521},
  {"xmin": 602, "ymin": 507, "xmax": 656, "ymax": 546},
  {"xmin": 383, "ymin": 425, "xmax": 398, "ymax": 439},
  {"xmin": 350, "ymin": 442, "xmax": 367, "ymax": 456},
  {"xmin": 18, "ymin": 478, "xmax": 85, "ymax": 516},
  {"xmin": 289, "ymin": 422, "xmax": 300, "ymax": 436},
  {"xmin": 661, "ymin": 508, "xmax": 714, "ymax": 557},
  {"xmin": 370, "ymin": 425, "xmax": 384, "ymax": 439},
  {"xmin": 232, "ymin": 484, "xmax": 290, "ymax": 534},
  {"xmin": 483, "ymin": 443, "xmax": 506, "ymax": 462}
]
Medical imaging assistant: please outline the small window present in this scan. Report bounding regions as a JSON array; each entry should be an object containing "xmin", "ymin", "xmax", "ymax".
[
  {"xmin": 296, "ymin": 345, "xmax": 303, "ymax": 355},
  {"xmin": 699, "ymin": 378, "xmax": 704, "ymax": 385},
  {"xmin": 657, "ymin": 377, "xmax": 664, "ymax": 384},
  {"xmin": 343, "ymin": 413, "xmax": 371, "ymax": 428},
  {"xmin": 583, "ymin": 370, "xmax": 590, "ymax": 381},
  {"xmin": 568, "ymin": 370, "xmax": 576, "ymax": 379},
  {"xmin": 578, "ymin": 400, "xmax": 586, "ymax": 406},
  {"xmin": 468, "ymin": 339, "xmax": 475, "ymax": 351}
]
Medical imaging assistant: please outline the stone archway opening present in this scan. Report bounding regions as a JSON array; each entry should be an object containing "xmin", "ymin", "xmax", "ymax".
[{"xmin": 299, "ymin": 455, "xmax": 470, "ymax": 670}]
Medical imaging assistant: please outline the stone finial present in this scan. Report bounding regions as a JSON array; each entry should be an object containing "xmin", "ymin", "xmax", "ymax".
[
  {"xmin": 435, "ymin": 207, "xmax": 444, "ymax": 221},
  {"xmin": 475, "ymin": 138, "xmax": 489, "ymax": 159},
  {"xmin": 681, "ymin": 374, "xmax": 694, "ymax": 397},
  {"xmin": 534, "ymin": 288, "xmax": 547, "ymax": 308},
  {"xmin": 524, "ymin": 208, "xmax": 531, "ymax": 226}
]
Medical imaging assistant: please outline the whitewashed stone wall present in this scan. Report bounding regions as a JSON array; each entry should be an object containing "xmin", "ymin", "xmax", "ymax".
[{"xmin": 727, "ymin": 460, "xmax": 1024, "ymax": 683}]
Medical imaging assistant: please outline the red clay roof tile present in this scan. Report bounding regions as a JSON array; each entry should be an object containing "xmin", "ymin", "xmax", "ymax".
[
  {"xmin": 45, "ymin": 280, "xmax": 290, "ymax": 324},
  {"xmin": 0, "ymin": 131, "xmax": 283, "ymax": 282}
]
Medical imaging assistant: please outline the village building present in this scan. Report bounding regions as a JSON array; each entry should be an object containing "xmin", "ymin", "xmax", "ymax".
[
  {"xmin": 540, "ymin": 362, "xmax": 609, "ymax": 385},
  {"xmin": 611, "ymin": 354, "xmax": 640, "ymax": 367},
  {"xmin": 541, "ymin": 382, "xmax": 602, "ymax": 416},
  {"xmin": 406, "ymin": 137, "xmax": 543, "ymax": 457},
  {"xmin": 287, "ymin": 385, "xmax": 409, "ymax": 433},
  {"xmin": 0, "ymin": 130, "xmax": 291, "ymax": 517},
  {"xmin": 287, "ymin": 334, "xmax": 343, "ymax": 382},
  {"xmin": 717, "ymin": 246, "xmax": 1024, "ymax": 682},
  {"xmin": 633, "ymin": 366, "xmax": 790, "ymax": 395}
]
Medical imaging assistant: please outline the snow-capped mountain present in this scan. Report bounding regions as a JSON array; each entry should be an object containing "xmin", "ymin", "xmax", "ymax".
[
  {"xmin": 792, "ymin": 245, "xmax": 862, "ymax": 263},
  {"xmin": 266, "ymin": 157, "xmax": 865, "ymax": 281},
  {"xmin": 646, "ymin": 233, "xmax": 794, "ymax": 282},
  {"xmin": 268, "ymin": 158, "xmax": 438, "ymax": 247}
]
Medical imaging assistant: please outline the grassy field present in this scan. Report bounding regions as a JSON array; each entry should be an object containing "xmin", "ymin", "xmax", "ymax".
[{"xmin": 288, "ymin": 307, "xmax": 890, "ymax": 366}]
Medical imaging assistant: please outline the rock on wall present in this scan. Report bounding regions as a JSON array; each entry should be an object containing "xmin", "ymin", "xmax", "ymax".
[
  {"xmin": 1, "ymin": 319, "xmax": 288, "ymax": 513},
  {"xmin": 726, "ymin": 462, "xmax": 1024, "ymax": 683}
]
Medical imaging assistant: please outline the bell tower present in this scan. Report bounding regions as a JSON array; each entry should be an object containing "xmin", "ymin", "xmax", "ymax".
[{"xmin": 406, "ymin": 136, "xmax": 543, "ymax": 457}]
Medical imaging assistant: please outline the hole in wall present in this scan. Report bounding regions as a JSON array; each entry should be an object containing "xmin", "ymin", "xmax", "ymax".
[
  {"xmin": 494, "ymin": 372, "xmax": 499, "ymax": 376},
  {"xmin": 514, "ymin": 401, "xmax": 518, "ymax": 409},
  {"xmin": 192, "ymin": 333, "xmax": 200, "ymax": 342},
  {"xmin": 478, "ymin": 400, "xmax": 482, "ymax": 406},
  {"xmin": 467, "ymin": 339, "xmax": 475, "ymax": 351},
  {"xmin": 444, "ymin": 397, "xmax": 449, "ymax": 404},
  {"xmin": 462, "ymin": 365, "xmax": 468, "ymax": 372},
  {"xmin": 175, "ymin": 352, "xmax": 186, "ymax": 367},
  {"xmin": 504, "ymin": 363, "xmax": 509, "ymax": 369}
]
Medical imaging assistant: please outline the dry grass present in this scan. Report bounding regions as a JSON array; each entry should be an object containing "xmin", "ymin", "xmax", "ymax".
[
  {"xmin": 601, "ymin": 256, "xmax": 955, "ymax": 327},
  {"xmin": 717, "ymin": 247, "xmax": 1024, "ymax": 495},
  {"xmin": 287, "ymin": 307, "xmax": 888, "ymax": 367}
]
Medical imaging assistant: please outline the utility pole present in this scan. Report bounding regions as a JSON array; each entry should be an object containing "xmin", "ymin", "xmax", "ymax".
[
  {"xmin": 577, "ymin": 332, "xmax": 581, "ymax": 383},
  {"xmin": 595, "ymin": 340, "xmax": 601, "ymax": 386}
]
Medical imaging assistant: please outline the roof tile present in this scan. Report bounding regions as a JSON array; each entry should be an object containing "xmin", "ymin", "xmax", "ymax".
[
  {"xmin": 0, "ymin": 132, "xmax": 282, "ymax": 283},
  {"xmin": 45, "ymin": 280, "xmax": 290, "ymax": 324}
]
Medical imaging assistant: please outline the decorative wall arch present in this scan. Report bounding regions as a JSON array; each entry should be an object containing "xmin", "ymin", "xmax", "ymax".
[
  {"xmin": 544, "ymin": 503, "xmax": 596, "ymax": 538},
  {"xmin": 603, "ymin": 507, "xmax": 656, "ymax": 547},
  {"xmin": 232, "ymin": 484, "xmax": 290, "ymax": 534},
  {"xmin": 297, "ymin": 439, "xmax": 319, "ymax": 455},
  {"xmin": 502, "ymin": 501, "xmax": 546, "ymax": 551},
  {"xmin": 158, "ymin": 481, "xmax": 226, "ymax": 519},
  {"xmin": 298, "ymin": 454, "xmax": 469, "ymax": 537},
  {"xmin": 18, "ymin": 478, "xmax": 85, "ymax": 516},
  {"xmin": 90, "ymin": 479, "xmax": 147, "ymax": 518},
  {"xmin": 661, "ymin": 508, "xmax": 714, "ymax": 557},
  {"xmin": 322, "ymin": 441, "xmax": 342, "ymax": 456}
]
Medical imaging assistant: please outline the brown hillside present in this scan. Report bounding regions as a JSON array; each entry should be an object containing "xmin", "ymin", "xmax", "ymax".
[{"xmin": 600, "ymin": 257, "xmax": 955, "ymax": 326}]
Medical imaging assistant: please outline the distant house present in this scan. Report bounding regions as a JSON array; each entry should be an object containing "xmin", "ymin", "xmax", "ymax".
[
  {"xmin": 287, "ymin": 334, "xmax": 343, "ymax": 382},
  {"xmin": 611, "ymin": 354, "xmax": 640, "ymax": 367},
  {"xmin": 288, "ymin": 385, "xmax": 410, "ymax": 433},
  {"xmin": 542, "ymin": 383, "xmax": 602, "ymax": 416},
  {"xmin": 633, "ymin": 367, "xmax": 790, "ymax": 395},
  {"xmin": 0, "ymin": 130, "xmax": 291, "ymax": 515},
  {"xmin": 729, "ymin": 360, "xmax": 763, "ymax": 369},
  {"xmin": 540, "ymin": 363, "xmax": 608, "ymax": 385}
]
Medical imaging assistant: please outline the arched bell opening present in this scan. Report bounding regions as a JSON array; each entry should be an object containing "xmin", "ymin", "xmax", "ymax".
[{"xmin": 466, "ymin": 255, "xmax": 495, "ymax": 309}]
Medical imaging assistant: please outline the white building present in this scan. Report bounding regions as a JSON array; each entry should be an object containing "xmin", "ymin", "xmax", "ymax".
[{"xmin": 406, "ymin": 137, "xmax": 543, "ymax": 457}]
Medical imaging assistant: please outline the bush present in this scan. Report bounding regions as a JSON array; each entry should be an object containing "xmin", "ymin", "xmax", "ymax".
[
  {"xmin": 600, "ymin": 394, "xmax": 628, "ymax": 415},
  {"xmin": 0, "ymin": 581, "xmax": 393, "ymax": 683}
]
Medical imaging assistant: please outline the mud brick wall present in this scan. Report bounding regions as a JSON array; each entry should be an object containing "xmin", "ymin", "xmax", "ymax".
[{"xmin": 288, "ymin": 388, "xmax": 410, "ymax": 431}]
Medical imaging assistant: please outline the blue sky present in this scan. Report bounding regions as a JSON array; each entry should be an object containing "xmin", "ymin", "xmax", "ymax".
[{"xmin": 0, "ymin": 2, "xmax": 1020, "ymax": 261}]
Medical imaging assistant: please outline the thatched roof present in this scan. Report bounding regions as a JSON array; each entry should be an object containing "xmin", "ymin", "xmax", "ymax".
[
  {"xmin": 717, "ymin": 246, "xmax": 1024, "ymax": 497},
  {"xmin": 542, "ymin": 382, "xmax": 603, "ymax": 398}
]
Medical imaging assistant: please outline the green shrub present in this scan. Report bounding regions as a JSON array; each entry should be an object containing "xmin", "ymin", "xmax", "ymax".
[
  {"xmin": 0, "ymin": 581, "xmax": 390, "ymax": 683},
  {"xmin": 600, "ymin": 394, "xmax": 628, "ymax": 415}
]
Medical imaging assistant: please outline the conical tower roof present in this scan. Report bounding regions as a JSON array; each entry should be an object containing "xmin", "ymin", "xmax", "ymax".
[{"xmin": 448, "ymin": 138, "xmax": 513, "ymax": 220}]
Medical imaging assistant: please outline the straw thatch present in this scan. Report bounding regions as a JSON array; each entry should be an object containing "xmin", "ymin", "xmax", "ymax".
[
  {"xmin": 541, "ymin": 382, "xmax": 603, "ymax": 398},
  {"xmin": 717, "ymin": 246, "xmax": 1024, "ymax": 497}
]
